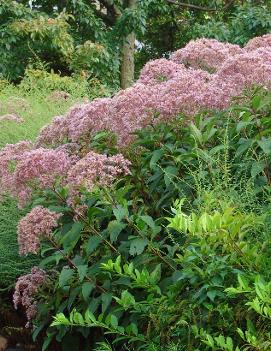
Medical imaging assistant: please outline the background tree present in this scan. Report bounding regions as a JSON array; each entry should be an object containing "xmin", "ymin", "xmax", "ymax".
[{"xmin": 0, "ymin": 0, "xmax": 270, "ymax": 87}]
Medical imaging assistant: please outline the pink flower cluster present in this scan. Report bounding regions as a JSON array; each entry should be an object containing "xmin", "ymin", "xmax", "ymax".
[
  {"xmin": 67, "ymin": 151, "xmax": 131, "ymax": 202},
  {"xmin": 0, "ymin": 142, "xmax": 131, "ymax": 206},
  {"xmin": 171, "ymin": 38, "xmax": 242, "ymax": 71},
  {"xmin": 0, "ymin": 146, "xmax": 71, "ymax": 206},
  {"xmin": 13, "ymin": 267, "xmax": 46, "ymax": 327},
  {"xmin": 138, "ymin": 58, "xmax": 184, "ymax": 85},
  {"xmin": 17, "ymin": 206, "xmax": 62, "ymax": 255},
  {"xmin": 245, "ymin": 34, "xmax": 271, "ymax": 51},
  {"xmin": 36, "ymin": 34, "xmax": 271, "ymax": 148}
]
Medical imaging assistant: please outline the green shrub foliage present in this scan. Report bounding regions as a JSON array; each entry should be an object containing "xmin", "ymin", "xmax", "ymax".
[{"xmin": 8, "ymin": 88, "xmax": 271, "ymax": 350}]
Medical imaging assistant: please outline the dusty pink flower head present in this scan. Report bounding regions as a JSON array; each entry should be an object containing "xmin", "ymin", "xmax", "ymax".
[
  {"xmin": 212, "ymin": 48, "xmax": 271, "ymax": 99},
  {"xmin": 66, "ymin": 98, "xmax": 112, "ymax": 142},
  {"xmin": 67, "ymin": 151, "xmax": 131, "ymax": 200},
  {"xmin": 17, "ymin": 206, "xmax": 62, "ymax": 255},
  {"xmin": 13, "ymin": 267, "xmax": 46, "ymax": 327},
  {"xmin": 36, "ymin": 115, "xmax": 68, "ymax": 147},
  {"xmin": 171, "ymin": 38, "xmax": 242, "ymax": 72},
  {"xmin": 0, "ymin": 141, "xmax": 33, "ymax": 194},
  {"xmin": 155, "ymin": 68, "xmax": 212, "ymax": 118},
  {"xmin": 138, "ymin": 58, "xmax": 184, "ymax": 85},
  {"xmin": 0, "ymin": 144, "xmax": 71, "ymax": 206},
  {"xmin": 245, "ymin": 34, "xmax": 271, "ymax": 51},
  {"xmin": 110, "ymin": 83, "xmax": 160, "ymax": 144},
  {"xmin": 13, "ymin": 148, "xmax": 71, "ymax": 206},
  {"xmin": 29, "ymin": 34, "xmax": 271, "ymax": 150}
]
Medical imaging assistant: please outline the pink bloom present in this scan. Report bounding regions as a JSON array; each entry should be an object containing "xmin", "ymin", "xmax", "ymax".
[
  {"xmin": 171, "ymin": 38, "xmax": 242, "ymax": 72},
  {"xmin": 17, "ymin": 206, "xmax": 62, "ymax": 255},
  {"xmin": 245, "ymin": 34, "xmax": 271, "ymax": 51},
  {"xmin": 13, "ymin": 267, "xmax": 46, "ymax": 327},
  {"xmin": 67, "ymin": 151, "xmax": 131, "ymax": 202},
  {"xmin": 138, "ymin": 58, "xmax": 184, "ymax": 85},
  {"xmin": 36, "ymin": 115, "xmax": 68, "ymax": 147},
  {"xmin": 0, "ymin": 148, "xmax": 71, "ymax": 206}
]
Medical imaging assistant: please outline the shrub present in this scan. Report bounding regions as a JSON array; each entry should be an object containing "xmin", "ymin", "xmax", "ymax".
[{"xmin": 1, "ymin": 35, "xmax": 271, "ymax": 350}]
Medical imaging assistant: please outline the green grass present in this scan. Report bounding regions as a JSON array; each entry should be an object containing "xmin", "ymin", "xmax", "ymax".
[{"xmin": 0, "ymin": 86, "xmax": 80, "ymax": 147}]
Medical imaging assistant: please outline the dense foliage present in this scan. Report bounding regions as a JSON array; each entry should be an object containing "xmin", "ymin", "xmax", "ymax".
[
  {"xmin": 1, "ymin": 33, "xmax": 271, "ymax": 351},
  {"xmin": 1, "ymin": 1, "xmax": 271, "ymax": 85}
]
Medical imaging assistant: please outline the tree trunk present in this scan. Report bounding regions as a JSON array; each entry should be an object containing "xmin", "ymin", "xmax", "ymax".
[{"xmin": 120, "ymin": 0, "xmax": 136, "ymax": 89}]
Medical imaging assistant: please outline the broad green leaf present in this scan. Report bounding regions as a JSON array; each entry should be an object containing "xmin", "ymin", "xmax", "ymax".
[
  {"xmin": 129, "ymin": 238, "xmax": 148, "ymax": 256},
  {"xmin": 102, "ymin": 292, "xmax": 113, "ymax": 313},
  {"xmin": 85, "ymin": 235, "xmax": 103, "ymax": 255},
  {"xmin": 113, "ymin": 204, "xmax": 128, "ymax": 222},
  {"xmin": 77, "ymin": 265, "xmax": 88, "ymax": 282},
  {"xmin": 84, "ymin": 309, "xmax": 96, "ymax": 324},
  {"xmin": 82, "ymin": 282, "xmax": 95, "ymax": 301},
  {"xmin": 61, "ymin": 222, "xmax": 83, "ymax": 252},
  {"xmin": 107, "ymin": 220, "xmax": 126, "ymax": 243},
  {"xmin": 164, "ymin": 166, "xmax": 178, "ymax": 187},
  {"xmin": 140, "ymin": 215, "xmax": 156, "ymax": 231},
  {"xmin": 150, "ymin": 149, "xmax": 164, "ymax": 169},
  {"xmin": 207, "ymin": 290, "xmax": 217, "ymax": 302},
  {"xmin": 59, "ymin": 268, "xmax": 74, "ymax": 288},
  {"xmin": 258, "ymin": 138, "xmax": 271, "ymax": 154},
  {"xmin": 110, "ymin": 314, "xmax": 118, "ymax": 329},
  {"xmin": 236, "ymin": 139, "xmax": 253, "ymax": 156}
]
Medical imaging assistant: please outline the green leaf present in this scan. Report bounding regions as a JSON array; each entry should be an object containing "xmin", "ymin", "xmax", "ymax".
[
  {"xmin": 84, "ymin": 309, "xmax": 96, "ymax": 324},
  {"xmin": 85, "ymin": 235, "xmax": 103, "ymax": 255},
  {"xmin": 190, "ymin": 123, "xmax": 203, "ymax": 144},
  {"xmin": 61, "ymin": 222, "xmax": 83, "ymax": 252},
  {"xmin": 251, "ymin": 160, "xmax": 266, "ymax": 177},
  {"xmin": 82, "ymin": 282, "xmax": 95, "ymax": 301},
  {"xmin": 126, "ymin": 323, "xmax": 138, "ymax": 336},
  {"xmin": 77, "ymin": 265, "xmax": 88, "ymax": 283},
  {"xmin": 207, "ymin": 290, "xmax": 217, "ymax": 302},
  {"xmin": 59, "ymin": 268, "xmax": 74, "ymax": 288},
  {"xmin": 164, "ymin": 166, "xmax": 178, "ymax": 187},
  {"xmin": 129, "ymin": 238, "xmax": 148, "ymax": 256},
  {"xmin": 150, "ymin": 149, "xmax": 164, "ymax": 169},
  {"xmin": 252, "ymin": 95, "xmax": 262, "ymax": 110},
  {"xmin": 236, "ymin": 121, "xmax": 252, "ymax": 133},
  {"xmin": 110, "ymin": 314, "xmax": 118, "ymax": 329},
  {"xmin": 140, "ymin": 215, "xmax": 156, "ymax": 231},
  {"xmin": 113, "ymin": 205, "xmax": 128, "ymax": 222},
  {"xmin": 102, "ymin": 292, "xmax": 113, "ymax": 313},
  {"xmin": 258, "ymin": 138, "xmax": 271, "ymax": 154},
  {"xmin": 42, "ymin": 333, "xmax": 54, "ymax": 351},
  {"xmin": 107, "ymin": 220, "xmax": 126, "ymax": 243},
  {"xmin": 236, "ymin": 139, "xmax": 253, "ymax": 157}
]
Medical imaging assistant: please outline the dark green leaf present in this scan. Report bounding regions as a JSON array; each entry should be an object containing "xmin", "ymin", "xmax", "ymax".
[
  {"xmin": 59, "ymin": 268, "xmax": 74, "ymax": 288},
  {"xmin": 82, "ymin": 282, "xmax": 95, "ymax": 301},
  {"xmin": 61, "ymin": 222, "xmax": 83, "ymax": 253},
  {"xmin": 129, "ymin": 238, "xmax": 148, "ymax": 256},
  {"xmin": 107, "ymin": 220, "xmax": 127, "ymax": 243}
]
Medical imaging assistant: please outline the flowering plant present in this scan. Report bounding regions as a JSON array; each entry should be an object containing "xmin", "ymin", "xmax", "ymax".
[{"xmin": 2, "ymin": 34, "xmax": 271, "ymax": 350}]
